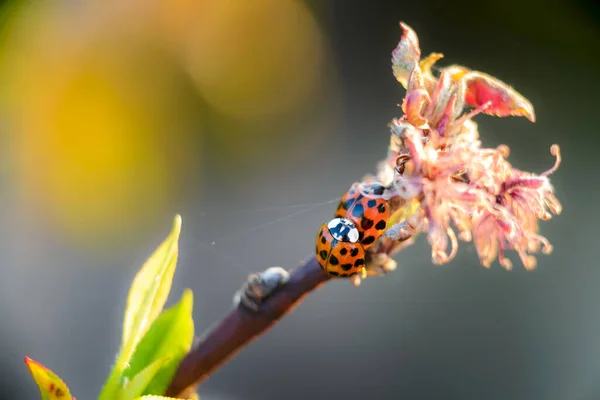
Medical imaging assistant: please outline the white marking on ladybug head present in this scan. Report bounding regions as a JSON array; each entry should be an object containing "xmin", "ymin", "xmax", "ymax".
[
  {"xmin": 327, "ymin": 217, "xmax": 360, "ymax": 243},
  {"xmin": 347, "ymin": 226, "xmax": 360, "ymax": 243}
]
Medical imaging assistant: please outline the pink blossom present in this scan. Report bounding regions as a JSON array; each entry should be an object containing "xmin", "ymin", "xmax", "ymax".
[{"xmin": 380, "ymin": 23, "xmax": 562, "ymax": 269}]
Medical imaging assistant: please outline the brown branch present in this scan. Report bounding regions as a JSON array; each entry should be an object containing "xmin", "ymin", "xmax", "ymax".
[
  {"xmin": 165, "ymin": 255, "xmax": 330, "ymax": 398},
  {"xmin": 164, "ymin": 195, "xmax": 412, "ymax": 398}
]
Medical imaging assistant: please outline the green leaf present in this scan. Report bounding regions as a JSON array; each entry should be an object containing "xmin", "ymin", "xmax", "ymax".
[
  {"xmin": 121, "ymin": 357, "xmax": 170, "ymax": 400},
  {"xmin": 125, "ymin": 289, "xmax": 195, "ymax": 396},
  {"xmin": 100, "ymin": 215, "xmax": 182, "ymax": 400},
  {"xmin": 122, "ymin": 214, "xmax": 183, "ymax": 355},
  {"xmin": 24, "ymin": 357, "xmax": 75, "ymax": 400},
  {"xmin": 136, "ymin": 397, "xmax": 188, "ymax": 399}
]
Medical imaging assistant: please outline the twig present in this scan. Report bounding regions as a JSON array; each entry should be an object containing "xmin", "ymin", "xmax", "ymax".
[
  {"xmin": 165, "ymin": 255, "xmax": 330, "ymax": 398},
  {"xmin": 165, "ymin": 195, "xmax": 412, "ymax": 398}
]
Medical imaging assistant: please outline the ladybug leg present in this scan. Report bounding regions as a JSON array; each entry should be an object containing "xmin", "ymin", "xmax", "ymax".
[
  {"xmin": 351, "ymin": 219, "xmax": 418, "ymax": 286},
  {"xmin": 350, "ymin": 253, "xmax": 398, "ymax": 287}
]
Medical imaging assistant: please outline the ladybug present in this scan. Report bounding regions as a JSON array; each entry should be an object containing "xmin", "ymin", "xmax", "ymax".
[
  {"xmin": 334, "ymin": 182, "xmax": 391, "ymax": 249},
  {"xmin": 316, "ymin": 217, "xmax": 365, "ymax": 277},
  {"xmin": 316, "ymin": 182, "xmax": 392, "ymax": 278}
]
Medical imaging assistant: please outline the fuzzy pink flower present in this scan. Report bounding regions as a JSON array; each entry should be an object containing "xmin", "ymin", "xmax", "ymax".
[
  {"xmin": 474, "ymin": 145, "xmax": 562, "ymax": 269},
  {"xmin": 391, "ymin": 124, "xmax": 561, "ymax": 268},
  {"xmin": 377, "ymin": 22, "xmax": 563, "ymax": 270}
]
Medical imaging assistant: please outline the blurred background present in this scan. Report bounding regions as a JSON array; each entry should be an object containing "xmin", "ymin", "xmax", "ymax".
[{"xmin": 0, "ymin": 0, "xmax": 598, "ymax": 399}]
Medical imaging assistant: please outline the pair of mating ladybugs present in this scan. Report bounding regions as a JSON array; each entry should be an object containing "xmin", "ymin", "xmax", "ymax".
[{"xmin": 315, "ymin": 182, "xmax": 392, "ymax": 277}]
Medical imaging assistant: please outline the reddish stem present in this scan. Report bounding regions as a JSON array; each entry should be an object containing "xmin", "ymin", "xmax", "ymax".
[{"xmin": 165, "ymin": 256, "xmax": 330, "ymax": 398}]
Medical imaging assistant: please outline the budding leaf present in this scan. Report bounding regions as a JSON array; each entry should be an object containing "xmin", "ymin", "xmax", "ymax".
[
  {"xmin": 24, "ymin": 357, "xmax": 75, "ymax": 400},
  {"xmin": 124, "ymin": 289, "xmax": 195, "ymax": 396},
  {"xmin": 391, "ymin": 22, "xmax": 421, "ymax": 88},
  {"xmin": 100, "ymin": 215, "xmax": 182, "ymax": 400},
  {"xmin": 122, "ymin": 357, "xmax": 170, "ymax": 400},
  {"xmin": 122, "ymin": 214, "xmax": 182, "ymax": 354}
]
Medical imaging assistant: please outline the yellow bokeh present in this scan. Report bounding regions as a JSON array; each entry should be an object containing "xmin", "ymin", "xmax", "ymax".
[
  {"xmin": 18, "ymin": 60, "xmax": 168, "ymax": 232},
  {"xmin": 158, "ymin": 0, "xmax": 326, "ymax": 119},
  {"xmin": 0, "ymin": 0, "xmax": 330, "ymax": 250},
  {"xmin": 0, "ymin": 3, "xmax": 194, "ymax": 247}
]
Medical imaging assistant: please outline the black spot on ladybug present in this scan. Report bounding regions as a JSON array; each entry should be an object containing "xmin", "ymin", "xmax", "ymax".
[
  {"xmin": 343, "ymin": 199, "xmax": 354, "ymax": 210},
  {"xmin": 339, "ymin": 272, "xmax": 349, "ymax": 277},
  {"xmin": 329, "ymin": 271, "xmax": 339, "ymax": 276},
  {"xmin": 361, "ymin": 218, "xmax": 374, "ymax": 230},
  {"xmin": 358, "ymin": 231, "xmax": 364, "ymax": 241},
  {"xmin": 340, "ymin": 248, "xmax": 348, "ymax": 255},
  {"xmin": 349, "ymin": 271, "xmax": 358, "ymax": 277},
  {"xmin": 367, "ymin": 199, "xmax": 377, "ymax": 208},
  {"xmin": 377, "ymin": 204, "xmax": 386, "ymax": 213},
  {"xmin": 375, "ymin": 220, "xmax": 387, "ymax": 230},
  {"xmin": 319, "ymin": 250, "xmax": 328, "ymax": 260},
  {"xmin": 372, "ymin": 184, "xmax": 385, "ymax": 195},
  {"xmin": 362, "ymin": 236, "xmax": 376, "ymax": 245},
  {"xmin": 321, "ymin": 236, "xmax": 327, "ymax": 244},
  {"xmin": 352, "ymin": 203, "xmax": 364, "ymax": 219},
  {"xmin": 341, "ymin": 263, "xmax": 353, "ymax": 271},
  {"xmin": 329, "ymin": 255, "xmax": 339, "ymax": 265},
  {"xmin": 354, "ymin": 258, "xmax": 365, "ymax": 267},
  {"xmin": 350, "ymin": 247, "xmax": 359, "ymax": 257}
]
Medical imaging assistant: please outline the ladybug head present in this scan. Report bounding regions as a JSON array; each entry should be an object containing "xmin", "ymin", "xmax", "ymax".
[{"xmin": 327, "ymin": 217, "xmax": 359, "ymax": 243}]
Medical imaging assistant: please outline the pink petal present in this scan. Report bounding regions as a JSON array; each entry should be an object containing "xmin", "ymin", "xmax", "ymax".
[{"xmin": 462, "ymin": 71, "xmax": 535, "ymax": 122}]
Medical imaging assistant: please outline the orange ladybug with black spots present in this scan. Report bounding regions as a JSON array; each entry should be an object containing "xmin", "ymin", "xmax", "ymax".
[
  {"xmin": 316, "ymin": 217, "xmax": 365, "ymax": 277},
  {"xmin": 316, "ymin": 182, "xmax": 391, "ymax": 277},
  {"xmin": 334, "ymin": 182, "xmax": 391, "ymax": 248}
]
